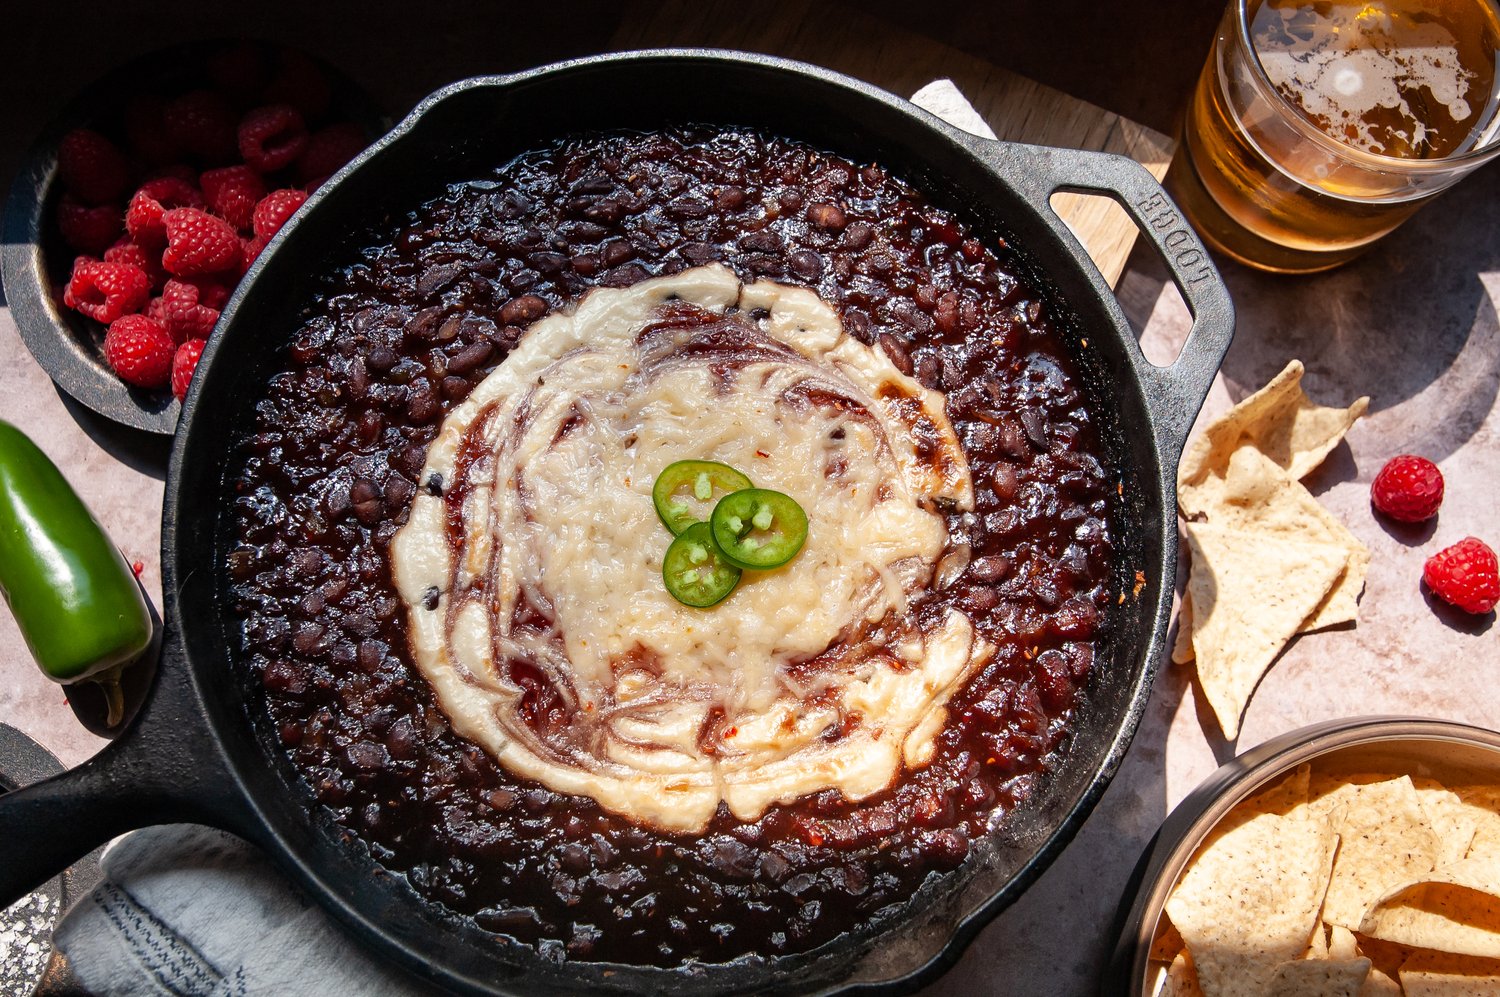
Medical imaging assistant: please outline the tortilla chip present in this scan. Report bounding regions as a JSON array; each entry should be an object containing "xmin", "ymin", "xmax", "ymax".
[
  {"xmin": 1268, "ymin": 957, "xmax": 1371, "ymax": 995},
  {"xmin": 1413, "ymin": 778, "xmax": 1484, "ymax": 867},
  {"xmin": 1246, "ymin": 764, "xmax": 1313, "ymax": 820},
  {"xmin": 1451, "ymin": 787, "xmax": 1500, "ymax": 866},
  {"xmin": 1179, "ymin": 360, "xmax": 1368, "ymax": 488},
  {"xmin": 1308, "ymin": 771, "xmax": 1398, "ymax": 797},
  {"xmin": 1359, "ymin": 967, "xmax": 1403, "ymax": 997},
  {"xmin": 1356, "ymin": 933, "xmax": 1418, "ymax": 981},
  {"xmin": 1163, "ymin": 949, "xmax": 1206, "ymax": 997},
  {"xmin": 1182, "ymin": 522, "xmax": 1346, "ymax": 739},
  {"xmin": 1307, "ymin": 776, "xmax": 1443, "ymax": 930},
  {"xmin": 1152, "ymin": 915, "xmax": 1186, "ymax": 963},
  {"xmin": 1172, "ymin": 591, "xmax": 1195, "ymax": 664},
  {"xmin": 1173, "ymin": 363, "xmax": 1367, "ymax": 736},
  {"xmin": 1166, "ymin": 811, "xmax": 1337, "ymax": 997},
  {"xmin": 1399, "ymin": 949, "xmax": 1500, "ymax": 995},
  {"xmin": 1329, "ymin": 926, "xmax": 1401, "ymax": 995},
  {"xmin": 1185, "ymin": 445, "xmax": 1369, "ymax": 631},
  {"xmin": 1303, "ymin": 921, "xmax": 1330, "ymax": 959},
  {"xmin": 1361, "ymin": 857, "xmax": 1500, "ymax": 958},
  {"xmin": 1329, "ymin": 924, "xmax": 1360, "ymax": 961}
]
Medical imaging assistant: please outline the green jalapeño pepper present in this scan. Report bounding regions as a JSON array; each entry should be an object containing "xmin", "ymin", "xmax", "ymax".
[
  {"xmin": 710, "ymin": 488, "xmax": 808, "ymax": 570},
  {"xmin": 652, "ymin": 460, "xmax": 753, "ymax": 536},
  {"xmin": 662, "ymin": 521, "xmax": 742, "ymax": 607},
  {"xmin": 0, "ymin": 420, "xmax": 153, "ymax": 725}
]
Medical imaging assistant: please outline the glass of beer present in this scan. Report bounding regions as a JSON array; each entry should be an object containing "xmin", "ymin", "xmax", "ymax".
[{"xmin": 1172, "ymin": 0, "xmax": 1500, "ymax": 273}]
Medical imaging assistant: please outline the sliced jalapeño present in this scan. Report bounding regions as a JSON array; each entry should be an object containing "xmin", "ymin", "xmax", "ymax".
[
  {"xmin": 709, "ymin": 488, "xmax": 808, "ymax": 570},
  {"xmin": 652, "ymin": 460, "xmax": 753, "ymax": 536},
  {"xmin": 662, "ymin": 521, "xmax": 743, "ymax": 607}
]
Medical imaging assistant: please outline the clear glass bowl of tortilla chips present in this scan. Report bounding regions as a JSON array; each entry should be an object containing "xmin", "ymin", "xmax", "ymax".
[{"xmin": 1110, "ymin": 717, "xmax": 1500, "ymax": 997}]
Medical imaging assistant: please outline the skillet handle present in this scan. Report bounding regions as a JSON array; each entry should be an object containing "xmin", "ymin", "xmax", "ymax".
[
  {"xmin": 993, "ymin": 143, "xmax": 1235, "ymax": 459},
  {"xmin": 0, "ymin": 630, "xmax": 256, "ymax": 906}
]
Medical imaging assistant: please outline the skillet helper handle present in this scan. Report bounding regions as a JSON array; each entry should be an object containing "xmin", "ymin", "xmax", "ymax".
[
  {"xmin": 0, "ymin": 636, "xmax": 254, "ymax": 906},
  {"xmin": 1012, "ymin": 144, "xmax": 1235, "ymax": 457}
]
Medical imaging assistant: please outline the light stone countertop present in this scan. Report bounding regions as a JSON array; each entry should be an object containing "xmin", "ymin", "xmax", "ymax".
[{"xmin": 2, "ymin": 71, "xmax": 1498, "ymax": 997}]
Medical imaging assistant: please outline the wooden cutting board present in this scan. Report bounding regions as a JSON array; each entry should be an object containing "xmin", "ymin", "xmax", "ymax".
[{"xmin": 610, "ymin": 0, "xmax": 1175, "ymax": 286}]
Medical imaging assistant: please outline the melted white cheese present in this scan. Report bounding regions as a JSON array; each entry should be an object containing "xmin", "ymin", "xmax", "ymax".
[{"xmin": 390, "ymin": 265, "xmax": 990, "ymax": 832}]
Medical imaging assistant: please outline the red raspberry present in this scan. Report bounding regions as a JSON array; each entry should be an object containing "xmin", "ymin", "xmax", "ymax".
[
  {"xmin": 104, "ymin": 314, "xmax": 175, "ymax": 388},
  {"xmin": 163, "ymin": 90, "xmax": 239, "ymax": 163},
  {"xmin": 251, "ymin": 188, "xmax": 307, "ymax": 240},
  {"xmin": 296, "ymin": 123, "xmax": 366, "ymax": 184},
  {"xmin": 1424, "ymin": 537, "xmax": 1500, "ymax": 615},
  {"xmin": 1372, "ymin": 455, "xmax": 1445, "ymax": 523},
  {"xmin": 161, "ymin": 208, "xmax": 241, "ymax": 276},
  {"xmin": 56, "ymin": 195, "xmax": 123, "ymax": 254},
  {"xmin": 160, "ymin": 278, "xmax": 223, "ymax": 342},
  {"xmin": 190, "ymin": 276, "xmax": 231, "ymax": 311},
  {"xmin": 262, "ymin": 51, "xmax": 331, "ymax": 122},
  {"xmin": 238, "ymin": 105, "xmax": 308, "ymax": 174},
  {"xmin": 239, "ymin": 233, "xmax": 270, "ymax": 276},
  {"xmin": 62, "ymin": 260, "xmax": 151, "ymax": 324},
  {"xmin": 103, "ymin": 237, "xmax": 167, "ymax": 290},
  {"xmin": 63, "ymin": 254, "xmax": 98, "ymax": 293},
  {"xmin": 172, "ymin": 338, "xmax": 207, "ymax": 400},
  {"xmin": 144, "ymin": 295, "xmax": 170, "ymax": 325},
  {"xmin": 56, "ymin": 129, "xmax": 129, "ymax": 205},
  {"xmin": 124, "ymin": 95, "xmax": 178, "ymax": 166},
  {"xmin": 126, "ymin": 177, "xmax": 204, "ymax": 246},
  {"xmin": 200, "ymin": 165, "xmax": 266, "ymax": 232}
]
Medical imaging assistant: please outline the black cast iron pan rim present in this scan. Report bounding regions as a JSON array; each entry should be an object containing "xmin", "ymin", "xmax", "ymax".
[
  {"xmin": 0, "ymin": 37, "xmax": 389, "ymax": 436},
  {"xmin": 0, "ymin": 48, "xmax": 1233, "ymax": 996}
]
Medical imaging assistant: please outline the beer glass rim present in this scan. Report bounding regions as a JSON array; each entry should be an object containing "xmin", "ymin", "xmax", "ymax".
[{"xmin": 1231, "ymin": 0, "xmax": 1500, "ymax": 174}]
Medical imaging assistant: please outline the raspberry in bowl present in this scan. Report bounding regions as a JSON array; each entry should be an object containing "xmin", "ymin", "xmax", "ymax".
[{"xmin": 0, "ymin": 40, "xmax": 387, "ymax": 434}]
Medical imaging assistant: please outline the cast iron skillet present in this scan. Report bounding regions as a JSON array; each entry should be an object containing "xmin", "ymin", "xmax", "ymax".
[{"xmin": 0, "ymin": 51, "xmax": 1232, "ymax": 994}]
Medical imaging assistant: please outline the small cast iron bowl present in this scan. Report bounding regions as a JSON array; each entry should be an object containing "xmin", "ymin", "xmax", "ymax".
[
  {"xmin": 0, "ymin": 51, "xmax": 1233, "ymax": 994},
  {"xmin": 0, "ymin": 40, "xmax": 387, "ymax": 435},
  {"xmin": 1107, "ymin": 716, "xmax": 1500, "ymax": 996}
]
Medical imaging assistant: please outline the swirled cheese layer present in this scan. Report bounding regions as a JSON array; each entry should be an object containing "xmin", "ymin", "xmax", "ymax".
[{"xmin": 391, "ymin": 264, "xmax": 989, "ymax": 832}]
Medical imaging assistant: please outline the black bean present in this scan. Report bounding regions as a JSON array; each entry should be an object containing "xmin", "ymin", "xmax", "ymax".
[
  {"xmin": 407, "ymin": 384, "xmax": 439, "ymax": 423},
  {"xmin": 991, "ymin": 463, "xmax": 1020, "ymax": 502},
  {"xmin": 499, "ymin": 294, "xmax": 548, "ymax": 326},
  {"xmin": 739, "ymin": 229, "xmax": 781, "ymax": 253},
  {"xmin": 440, "ymin": 375, "xmax": 469, "ymax": 401},
  {"xmin": 876, "ymin": 333, "xmax": 913, "ymax": 376},
  {"xmin": 600, "ymin": 239, "xmax": 634, "ymax": 267},
  {"xmin": 788, "ymin": 249, "xmax": 823, "ymax": 280},
  {"xmin": 446, "ymin": 340, "xmax": 493, "ymax": 375},
  {"xmin": 1021, "ymin": 409, "xmax": 1050, "ymax": 451},
  {"xmin": 601, "ymin": 263, "xmax": 650, "ymax": 287},
  {"xmin": 366, "ymin": 346, "xmax": 395, "ymax": 371},
  {"xmin": 668, "ymin": 197, "xmax": 710, "ymax": 219},
  {"xmin": 970, "ymin": 556, "xmax": 1011, "ymax": 583},
  {"xmin": 417, "ymin": 263, "xmax": 462, "ymax": 297},
  {"xmin": 807, "ymin": 202, "xmax": 846, "ymax": 229},
  {"xmin": 528, "ymin": 252, "xmax": 567, "ymax": 275},
  {"xmin": 843, "ymin": 220, "xmax": 874, "ymax": 249},
  {"xmin": 349, "ymin": 478, "xmax": 383, "ymax": 524}
]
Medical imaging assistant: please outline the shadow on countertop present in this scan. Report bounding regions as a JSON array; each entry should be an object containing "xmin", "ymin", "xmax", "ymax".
[{"xmin": 1123, "ymin": 158, "xmax": 1500, "ymax": 466}]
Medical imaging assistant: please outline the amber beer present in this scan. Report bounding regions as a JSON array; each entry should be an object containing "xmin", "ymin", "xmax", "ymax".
[{"xmin": 1173, "ymin": 0, "xmax": 1500, "ymax": 273}]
